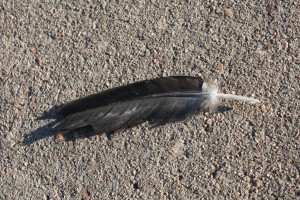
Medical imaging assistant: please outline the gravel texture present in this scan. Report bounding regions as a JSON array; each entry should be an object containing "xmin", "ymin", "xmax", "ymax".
[{"xmin": 1, "ymin": 1, "xmax": 299, "ymax": 199}]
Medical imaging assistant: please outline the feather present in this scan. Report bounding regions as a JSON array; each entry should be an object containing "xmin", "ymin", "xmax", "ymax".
[{"xmin": 52, "ymin": 76, "xmax": 259, "ymax": 136}]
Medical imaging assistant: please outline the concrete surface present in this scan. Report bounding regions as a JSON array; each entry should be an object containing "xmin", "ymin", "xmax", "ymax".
[{"xmin": 1, "ymin": 1, "xmax": 299, "ymax": 199}]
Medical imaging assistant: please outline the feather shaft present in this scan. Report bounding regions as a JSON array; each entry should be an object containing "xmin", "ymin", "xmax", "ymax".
[
  {"xmin": 214, "ymin": 93, "xmax": 259, "ymax": 104},
  {"xmin": 147, "ymin": 91, "xmax": 259, "ymax": 104}
]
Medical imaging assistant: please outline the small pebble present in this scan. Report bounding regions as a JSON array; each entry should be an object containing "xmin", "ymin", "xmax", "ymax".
[
  {"xmin": 261, "ymin": 104, "xmax": 266, "ymax": 112},
  {"xmin": 259, "ymin": 86, "xmax": 265, "ymax": 94},
  {"xmin": 247, "ymin": 111, "xmax": 254, "ymax": 118},
  {"xmin": 224, "ymin": 8, "xmax": 233, "ymax": 17},
  {"xmin": 216, "ymin": 63, "xmax": 224, "ymax": 71},
  {"xmin": 145, "ymin": 49, "xmax": 150, "ymax": 56},
  {"xmin": 254, "ymin": 179, "xmax": 263, "ymax": 188},
  {"xmin": 292, "ymin": 112, "xmax": 298, "ymax": 121},
  {"xmin": 80, "ymin": 186, "xmax": 92, "ymax": 200},
  {"xmin": 31, "ymin": 99, "xmax": 36, "ymax": 109},
  {"xmin": 92, "ymin": 21, "xmax": 96, "ymax": 29},
  {"xmin": 266, "ymin": 3, "xmax": 277, "ymax": 16},
  {"xmin": 12, "ymin": 100, "xmax": 19, "ymax": 108},
  {"xmin": 5, "ymin": 167, "xmax": 13, "ymax": 174},
  {"xmin": 245, "ymin": 182, "xmax": 251, "ymax": 190},
  {"xmin": 281, "ymin": 40, "xmax": 288, "ymax": 51},
  {"xmin": 254, "ymin": 70, "xmax": 261, "ymax": 78},
  {"xmin": 55, "ymin": 133, "xmax": 65, "ymax": 141},
  {"xmin": 31, "ymin": 47, "xmax": 36, "ymax": 56},
  {"xmin": 2, "ymin": 69, "xmax": 8, "ymax": 76},
  {"xmin": 294, "ymin": 130, "xmax": 300, "ymax": 138},
  {"xmin": 64, "ymin": 153, "xmax": 76, "ymax": 157},
  {"xmin": 170, "ymin": 139, "xmax": 184, "ymax": 156},
  {"xmin": 47, "ymin": 37, "xmax": 53, "ymax": 44},
  {"xmin": 206, "ymin": 118, "xmax": 213, "ymax": 126}
]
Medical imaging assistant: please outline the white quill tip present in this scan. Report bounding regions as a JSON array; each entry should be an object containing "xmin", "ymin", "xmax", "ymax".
[
  {"xmin": 202, "ymin": 82, "xmax": 260, "ymax": 108},
  {"xmin": 215, "ymin": 93, "xmax": 260, "ymax": 104}
]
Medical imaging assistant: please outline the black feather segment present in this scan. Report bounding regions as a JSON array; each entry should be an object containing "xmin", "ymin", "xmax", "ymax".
[
  {"xmin": 56, "ymin": 76, "xmax": 203, "ymax": 116},
  {"xmin": 53, "ymin": 76, "xmax": 205, "ymax": 135}
]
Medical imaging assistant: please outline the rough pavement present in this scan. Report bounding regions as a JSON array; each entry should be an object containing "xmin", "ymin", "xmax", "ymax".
[{"xmin": 1, "ymin": 1, "xmax": 299, "ymax": 199}]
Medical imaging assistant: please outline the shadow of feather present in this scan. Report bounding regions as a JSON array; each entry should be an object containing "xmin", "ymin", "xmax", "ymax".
[
  {"xmin": 22, "ymin": 106, "xmax": 60, "ymax": 146},
  {"xmin": 22, "ymin": 123, "xmax": 55, "ymax": 146},
  {"xmin": 36, "ymin": 106, "xmax": 60, "ymax": 120}
]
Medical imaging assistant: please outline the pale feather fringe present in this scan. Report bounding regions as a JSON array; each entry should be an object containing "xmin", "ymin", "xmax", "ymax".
[{"xmin": 201, "ymin": 82, "xmax": 260, "ymax": 110}]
